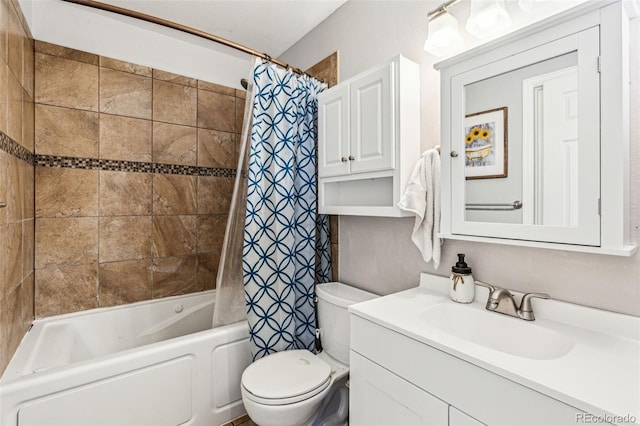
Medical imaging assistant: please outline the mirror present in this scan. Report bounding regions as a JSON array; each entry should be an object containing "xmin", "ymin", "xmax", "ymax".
[
  {"xmin": 463, "ymin": 51, "xmax": 581, "ymax": 225},
  {"xmin": 437, "ymin": 0, "xmax": 636, "ymax": 254}
]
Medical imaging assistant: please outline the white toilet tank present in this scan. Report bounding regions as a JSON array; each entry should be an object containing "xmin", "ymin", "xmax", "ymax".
[{"xmin": 316, "ymin": 282, "xmax": 378, "ymax": 365}]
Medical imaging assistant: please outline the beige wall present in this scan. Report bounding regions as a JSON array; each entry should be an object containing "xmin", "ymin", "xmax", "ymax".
[
  {"xmin": 0, "ymin": 0, "xmax": 35, "ymax": 375},
  {"xmin": 32, "ymin": 41, "xmax": 245, "ymax": 318},
  {"xmin": 281, "ymin": 1, "xmax": 640, "ymax": 316}
]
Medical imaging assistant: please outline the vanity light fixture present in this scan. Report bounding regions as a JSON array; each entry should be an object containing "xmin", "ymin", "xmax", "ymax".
[
  {"xmin": 423, "ymin": 0, "xmax": 464, "ymax": 57},
  {"xmin": 465, "ymin": 0, "xmax": 512, "ymax": 38}
]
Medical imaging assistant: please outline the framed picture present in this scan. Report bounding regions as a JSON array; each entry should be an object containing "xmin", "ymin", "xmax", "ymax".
[{"xmin": 464, "ymin": 107, "xmax": 508, "ymax": 179}]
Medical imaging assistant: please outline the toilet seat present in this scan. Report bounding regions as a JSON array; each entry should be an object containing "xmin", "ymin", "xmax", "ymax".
[{"xmin": 242, "ymin": 349, "xmax": 332, "ymax": 406}]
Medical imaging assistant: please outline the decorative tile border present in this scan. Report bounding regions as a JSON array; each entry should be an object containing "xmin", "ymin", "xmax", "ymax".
[
  {"xmin": 0, "ymin": 131, "xmax": 36, "ymax": 165},
  {"xmin": 35, "ymin": 155, "xmax": 236, "ymax": 177},
  {"xmin": 1, "ymin": 130, "xmax": 236, "ymax": 177}
]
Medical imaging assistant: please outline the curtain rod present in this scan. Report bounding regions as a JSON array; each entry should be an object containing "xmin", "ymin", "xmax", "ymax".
[{"xmin": 61, "ymin": 0, "xmax": 307, "ymax": 76}]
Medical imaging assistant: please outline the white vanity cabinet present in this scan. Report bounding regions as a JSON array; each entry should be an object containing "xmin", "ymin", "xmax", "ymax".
[
  {"xmin": 317, "ymin": 55, "xmax": 420, "ymax": 216},
  {"xmin": 349, "ymin": 315, "xmax": 612, "ymax": 426}
]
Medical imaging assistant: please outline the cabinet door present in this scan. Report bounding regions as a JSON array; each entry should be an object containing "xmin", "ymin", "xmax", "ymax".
[
  {"xmin": 350, "ymin": 351, "xmax": 448, "ymax": 426},
  {"xmin": 450, "ymin": 407, "xmax": 486, "ymax": 426},
  {"xmin": 318, "ymin": 84, "xmax": 350, "ymax": 177},
  {"xmin": 349, "ymin": 63, "xmax": 395, "ymax": 174}
]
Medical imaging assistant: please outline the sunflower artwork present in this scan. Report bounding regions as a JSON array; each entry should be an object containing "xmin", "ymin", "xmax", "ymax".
[{"xmin": 464, "ymin": 107, "xmax": 508, "ymax": 179}]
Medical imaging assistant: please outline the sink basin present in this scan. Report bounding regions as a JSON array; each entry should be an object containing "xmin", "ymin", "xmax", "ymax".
[{"xmin": 420, "ymin": 303, "xmax": 575, "ymax": 360}]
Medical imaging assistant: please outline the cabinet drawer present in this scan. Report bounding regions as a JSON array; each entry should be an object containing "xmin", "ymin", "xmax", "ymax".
[
  {"xmin": 350, "ymin": 351, "xmax": 448, "ymax": 426},
  {"xmin": 351, "ymin": 315, "xmax": 607, "ymax": 426}
]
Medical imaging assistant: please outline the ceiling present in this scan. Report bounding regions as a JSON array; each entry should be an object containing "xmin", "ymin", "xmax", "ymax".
[{"xmin": 97, "ymin": 0, "xmax": 349, "ymax": 58}]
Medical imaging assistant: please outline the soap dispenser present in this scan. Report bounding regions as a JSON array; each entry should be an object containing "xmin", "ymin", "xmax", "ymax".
[{"xmin": 450, "ymin": 254, "xmax": 474, "ymax": 303}]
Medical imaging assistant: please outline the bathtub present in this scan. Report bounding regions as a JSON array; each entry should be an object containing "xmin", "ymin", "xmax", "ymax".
[{"xmin": 0, "ymin": 290, "xmax": 251, "ymax": 426}]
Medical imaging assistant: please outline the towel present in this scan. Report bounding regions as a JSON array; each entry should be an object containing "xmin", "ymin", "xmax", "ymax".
[{"xmin": 397, "ymin": 149, "xmax": 441, "ymax": 268}]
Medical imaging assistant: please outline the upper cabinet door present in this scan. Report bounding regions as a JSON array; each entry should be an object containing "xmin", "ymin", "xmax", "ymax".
[
  {"xmin": 318, "ymin": 84, "xmax": 350, "ymax": 178},
  {"xmin": 349, "ymin": 63, "xmax": 395, "ymax": 174}
]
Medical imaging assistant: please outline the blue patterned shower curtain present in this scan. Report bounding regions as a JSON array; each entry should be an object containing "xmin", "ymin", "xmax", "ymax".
[{"xmin": 243, "ymin": 61, "xmax": 330, "ymax": 361}]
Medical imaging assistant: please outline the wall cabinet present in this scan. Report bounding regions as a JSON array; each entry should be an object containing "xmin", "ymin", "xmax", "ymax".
[
  {"xmin": 435, "ymin": 1, "xmax": 636, "ymax": 255},
  {"xmin": 317, "ymin": 55, "xmax": 420, "ymax": 216}
]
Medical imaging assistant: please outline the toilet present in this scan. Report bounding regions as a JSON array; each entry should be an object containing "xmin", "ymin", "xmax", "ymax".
[{"xmin": 240, "ymin": 282, "xmax": 378, "ymax": 426}]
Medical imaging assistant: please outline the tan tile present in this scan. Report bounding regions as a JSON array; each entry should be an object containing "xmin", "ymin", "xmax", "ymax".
[
  {"xmin": 99, "ymin": 114, "xmax": 152, "ymax": 161},
  {"xmin": 20, "ymin": 271, "xmax": 34, "ymax": 324},
  {"xmin": 35, "ymin": 217, "xmax": 99, "ymax": 269},
  {"xmin": 23, "ymin": 36, "xmax": 34, "ymax": 99},
  {"xmin": 35, "ymin": 167, "xmax": 98, "ymax": 218},
  {"xmin": 22, "ymin": 90, "xmax": 34, "ymax": 152},
  {"xmin": 34, "ymin": 40, "xmax": 98, "ymax": 65},
  {"xmin": 6, "ymin": 2, "xmax": 23, "ymax": 87},
  {"xmin": 6, "ymin": 155, "xmax": 22, "ymax": 222},
  {"xmin": 153, "ymin": 122, "xmax": 197, "ymax": 166},
  {"xmin": 22, "ymin": 218, "xmax": 34, "ymax": 279},
  {"xmin": 22, "ymin": 161, "xmax": 34, "ymax": 219},
  {"xmin": 99, "ymin": 68, "xmax": 151, "ymax": 119},
  {"xmin": 198, "ymin": 80, "xmax": 235, "ymax": 95},
  {"xmin": 35, "ymin": 264, "xmax": 98, "ymax": 317},
  {"xmin": 197, "ymin": 89, "xmax": 235, "ymax": 132},
  {"xmin": 0, "ymin": 152, "xmax": 6, "ymax": 225},
  {"xmin": 197, "ymin": 129, "xmax": 237, "ymax": 169},
  {"xmin": 330, "ymin": 215, "xmax": 339, "ymax": 244},
  {"xmin": 0, "ymin": 285, "xmax": 23, "ymax": 372},
  {"xmin": 6, "ymin": 221, "xmax": 21, "ymax": 289},
  {"xmin": 152, "ymin": 255, "xmax": 198, "ymax": 298},
  {"xmin": 197, "ymin": 252, "xmax": 219, "ymax": 290},
  {"xmin": 0, "ymin": 1, "xmax": 8, "ymax": 63},
  {"xmin": 197, "ymin": 176, "xmax": 233, "ymax": 215},
  {"xmin": 152, "ymin": 174, "xmax": 196, "ymax": 215},
  {"xmin": 35, "ymin": 104, "xmax": 99, "ymax": 157},
  {"xmin": 153, "ymin": 69, "xmax": 196, "ymax": 87},
  {"xmin": 7, "ymin": 67, "xmax": 21, "ymax": 144},
  {"xmin": 99, "ymin": 171, "xmax": 152, "ymax": 216},
  {"xmin": 235, "ymin": 99, "xmax": 245, "ymax": 133},
  {"xmin": 99, "ymin": 216, "xmax": 152, "ymax": 263},
  {"xmin": 98, "ymin": 259, "xmax": 152, "ymax": 307},
  {"xmin": 100, "ymin": 56, "xmax": 151, "ymax": 77},
  {"xmin": 0, "ymin": 225, "xmax": 7, "ymax": 301},
  {"xmin": 0, "ymin": 62, "xmax": 7, "ymax": 135},
  {"xmin": 153, "ymin": 79, "xmax": 197, "ymax": 126},
  {"xmin": 152, "ymin": 215, "xmax": 196, "ymax": 258},
  {"xmin": 197, "ymin": 215, "xmax": 227, "ymax": 253},
  {"xmin": 35, "ymin": 52, "xmax": 99, "ymax": 111}
]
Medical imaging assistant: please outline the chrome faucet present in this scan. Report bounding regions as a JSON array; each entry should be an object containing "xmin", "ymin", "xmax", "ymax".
[{"xmin": 474, "ymin": 281, "xmax": 549, "ymax": 321}]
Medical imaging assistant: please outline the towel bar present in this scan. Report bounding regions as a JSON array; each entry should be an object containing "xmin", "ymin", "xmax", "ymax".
[{"xmin": 465, "ymin": 201, "xmax": 522, "ymax": 211}]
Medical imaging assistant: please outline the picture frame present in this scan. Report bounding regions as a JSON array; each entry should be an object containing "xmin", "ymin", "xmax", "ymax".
[{"xmin": 464, "ymin": 107, "xmax": 508, "ymax": 179}]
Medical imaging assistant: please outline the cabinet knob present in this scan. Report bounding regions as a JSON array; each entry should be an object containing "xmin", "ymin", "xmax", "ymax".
[
  {"xmin": 348, "ymin": 155, "xmax": 355, "ymax": 161},
  {"xmin": 450, "ymin": 151, "xmax": 459, "ymax": 158},
  {"xmin": 341, "ymin": 157, "xmax": 348, "ymax": 162}
]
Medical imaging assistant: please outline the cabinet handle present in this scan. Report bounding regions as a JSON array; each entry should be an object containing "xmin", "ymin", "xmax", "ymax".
[
  {"xmin": 0, "ymin": 202, "xmax": 6, "ymax": 208},
  {"xmin": 450, "ymin": 151, "xmax": 459, "ymax": 158},
  {"xmin": 341, "ymin": 157, "xmax": 348, "ymax": 162},
  {"xmin": 348, "ymin": 155, "xmax": 355, "ymax": 161}
]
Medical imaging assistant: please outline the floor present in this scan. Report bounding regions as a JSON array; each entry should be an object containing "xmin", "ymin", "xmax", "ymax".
[{"xmin": 222, "ymin": 414, "xmax": 257, "ymax": 426}]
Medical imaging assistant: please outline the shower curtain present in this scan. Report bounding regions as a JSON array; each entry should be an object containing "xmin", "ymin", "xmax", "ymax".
[
  {"xmin": 243, "ymin": 60, "xmax": 329, "ymax": 360},
  {"xmin": 213, "ymin": 59, "xmax": 332, "ymax": 355}
]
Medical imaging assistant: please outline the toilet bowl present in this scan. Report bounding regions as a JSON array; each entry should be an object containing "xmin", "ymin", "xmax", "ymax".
[{"xmin": 240, "ymin": 282, "xmax": 378, "ymax": 426}]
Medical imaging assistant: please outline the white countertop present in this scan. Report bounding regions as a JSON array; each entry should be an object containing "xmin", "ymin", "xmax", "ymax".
[{"xmin": 349, "ymin": 273, "xmax": 640, "ymax": 425}]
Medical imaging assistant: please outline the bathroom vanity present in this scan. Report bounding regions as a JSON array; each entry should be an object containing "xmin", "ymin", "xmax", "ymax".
[{"xmin": 348, "ymin": 274, "xmax": 640, "ymax": 426}]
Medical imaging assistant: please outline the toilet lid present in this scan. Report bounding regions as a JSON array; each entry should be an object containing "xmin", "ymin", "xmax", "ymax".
[{"xmin": 242, "ymin": 349, "xmax": 331, "ymax": 400}]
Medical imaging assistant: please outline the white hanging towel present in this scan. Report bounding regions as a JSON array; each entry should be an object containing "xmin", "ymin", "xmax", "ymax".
[{"xmin": 397, "ymin": 149, "xmax": 441, "ymax": 268}]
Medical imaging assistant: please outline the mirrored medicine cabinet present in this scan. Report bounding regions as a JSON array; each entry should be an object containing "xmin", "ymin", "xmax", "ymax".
[{"xmin": 436, "ymin": 0, "xmax": 636, "ymax": 255}]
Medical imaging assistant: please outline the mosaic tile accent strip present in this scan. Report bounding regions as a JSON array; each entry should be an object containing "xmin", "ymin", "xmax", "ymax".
[
  {"xmin": 35, "ymin": 154, "xmax": 236, "ymax": 177},
  {"xmin": 0, "ymin": 131, "xmax": 36, "ymax": 165}
]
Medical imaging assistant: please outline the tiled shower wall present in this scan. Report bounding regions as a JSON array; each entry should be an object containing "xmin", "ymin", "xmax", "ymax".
[
  {"xmin": 0, "ymin": 0, "xmax": 36, "ymax": 374},
  {"xmin": 33, "ymin": 41, "xmax": 244, "ymax": 317}
]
